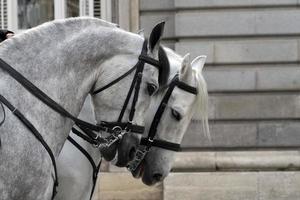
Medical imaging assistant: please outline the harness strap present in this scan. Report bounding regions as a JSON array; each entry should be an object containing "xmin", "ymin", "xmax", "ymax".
[
  {"xmin": 140, "ymin": 138, "xmax": 181, "ymax": 152},
  {"xmin": 67, "ymin": 136, "xmax": 102, "ymax": 200},
  {"xmin": 117, "ymin": 40, "xmax": 148, "ymax": 123},
  {"xmin": 144, "ymin": 76, "xmax": 178, "ymax": 149},
  {"xmin": 92, "ymin": 65, "xmax": 137, "ymax": 95},
  {"xmin": 117, "ymin": 64, "xmax": 143, "ymax": 123},
  {"xmin": 177, "ymin": 81, "xmax": 198, "ymax": 95},
  {"xmin": 99, "ymin": 121, "xmax": 144, "ymax": 134},
  {"xmin": 0, "ymin": 94, "xmax": 59, "ymax": 199},
  {"xmin": 0, "ymin": 58, "xmax": 100, "ymax": 132},
  {"xmin": 138, "ymin": 54, "xmax": 160, "ymax": 69},
  {"xmin": 72, "ymin": 127, "xmax": 103, "ymax": 146},
  {"xmin": 128, "ymin": 67, "xmax": 143, "ymax": 123}
]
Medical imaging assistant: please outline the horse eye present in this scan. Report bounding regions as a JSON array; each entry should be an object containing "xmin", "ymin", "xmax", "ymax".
[
  {"xmin": 171, "ymin": 109, "xmax": 182, "ymax": 121},
  {"xmin": 147, "ymin": 83, "xmax": 157, "ymax": 96}
]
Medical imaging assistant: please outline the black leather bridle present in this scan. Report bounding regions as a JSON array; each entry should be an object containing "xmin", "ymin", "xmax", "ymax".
[
  {"xmin": 0, "ymin": 39, "xmax": 165, "ymax": 199},
  {"xmin": 127, "ymin": 74, "xmax": 198, "ymax": 172}
]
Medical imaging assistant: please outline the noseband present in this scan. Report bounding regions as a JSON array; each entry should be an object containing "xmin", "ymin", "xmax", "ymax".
[
  {"xmin": 127, "ymin": 74, "xmax": 198, "ymax": 172},
  {"xmin": 0, "ymin": 39, "xmax": 162, "ymax": 199}
]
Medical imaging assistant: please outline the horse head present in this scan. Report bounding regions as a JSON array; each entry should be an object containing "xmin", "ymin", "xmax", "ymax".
[
  {"xmin": 90, "ymin": 22, "xmax": 169, "ymax": 167},
  {"xmin": 129, "ymin": 52, "xmax": 210, "ymax": 185}
]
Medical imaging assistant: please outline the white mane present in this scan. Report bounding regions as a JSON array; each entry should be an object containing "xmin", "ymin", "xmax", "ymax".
[{"xmin": 192, "ymin": 65, "xmax": 210, "ymax": 140}]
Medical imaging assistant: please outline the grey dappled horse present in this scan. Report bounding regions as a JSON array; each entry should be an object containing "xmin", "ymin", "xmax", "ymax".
[
  {"xmin": 0, "ymin": 17, "xmax": 168, "ymax": 200},
  {"xmin": 56, "ymin": 47, "xmax": 209, "ymax": 199},
  {"xmin": 55, "ymin": 26, "xmax": 170, "ymax": 200}
]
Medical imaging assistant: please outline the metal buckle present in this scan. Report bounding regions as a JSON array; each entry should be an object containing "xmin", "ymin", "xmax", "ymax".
[
  {"xmin": 99, "ymin": 126, "xmax": 127, "ymax": 149},
  {"xmin": 127, "ymin": 148, "xmax": 149, "ymax": 172}
]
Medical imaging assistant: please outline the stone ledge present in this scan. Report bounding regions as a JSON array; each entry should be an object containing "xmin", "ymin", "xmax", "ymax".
[
  {"xmin": 95, "ymin": 172, "xmax": 162, "ymax": 200},
  {"xmin": 174, "ymin": 0, "xmax": 299, "ymax": 9},
  {"xmin": 164, "ymin": 171, "xmax": 300, "ymax": 200},
  {"xmin": 173, "ymin": 151, "xmax": 300, "ymax": 171}
]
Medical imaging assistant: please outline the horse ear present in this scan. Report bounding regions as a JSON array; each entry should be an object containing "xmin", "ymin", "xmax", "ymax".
[
  {"xmin": 180, "ymin": 53, "xmax": 192, "ymax": 81},
  {"xmin": 149, "ymin": 21, "xmax": 165, "ymax": 53},
  {"xmin": 191, "ymin": 55, "xmax": 206, "ymax": 72},
  {"xmin": 137, "ymin": 29, "xmax": 145, "ymax": 37}
]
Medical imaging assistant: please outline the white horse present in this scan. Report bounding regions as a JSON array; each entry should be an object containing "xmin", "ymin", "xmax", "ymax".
[
  {"xmin": 54, "ymin": 26, "xmax": 170, "ymax": 200},
  {"xmin": 0, "ymin": 17, "xmax": 168, "ymax": 200},
  {"xmin": 55, "ymin": 47, "xmax": 209, "ymax": 198},
  {"xmin": 131, "ymin": 53, "xmax": 209, "ymax": 185}
]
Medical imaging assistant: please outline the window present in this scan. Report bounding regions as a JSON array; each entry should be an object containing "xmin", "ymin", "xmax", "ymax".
[
  {"xmin": 66, "ymin": 0, "xmax": 79, "ymax": 17},
  {"xmin": 0, "ymin": 0, "xmax": 8, "ymax": 29},
  {"xmin": 3, "ymin": 0, "xmax": 110, "ymax": 32},
  {"xmin": 17, "ymin": 0, "xmax": 54, "ymax": 29}
]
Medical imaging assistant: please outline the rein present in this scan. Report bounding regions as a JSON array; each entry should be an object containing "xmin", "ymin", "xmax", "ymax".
[
  {"xmin": 127, "ymin": 74, "xmax": 198, "ymax": 172},
  {"xmin": 0, "ymin": 39, "xmax": 162, "ymax": 199}
]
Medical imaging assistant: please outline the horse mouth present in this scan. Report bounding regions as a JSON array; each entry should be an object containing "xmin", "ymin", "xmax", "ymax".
[
  {"xmin": 131, "ymin": 161, "xmax": 145, "ymax": 179},
  {"xmin": 100, "ymin": 143, "xmax": 118, "ymax": 161}
]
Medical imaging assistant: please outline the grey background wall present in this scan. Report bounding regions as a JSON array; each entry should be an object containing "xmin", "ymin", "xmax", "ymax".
[{"xmin": 95, "ymin": 1, "xmax": 300, "ymax": 199}]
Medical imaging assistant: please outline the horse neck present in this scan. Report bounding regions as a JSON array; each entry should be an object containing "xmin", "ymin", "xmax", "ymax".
[{"xmin": 0, "ymin": 18, "xmax": 142, "ymax": 155}]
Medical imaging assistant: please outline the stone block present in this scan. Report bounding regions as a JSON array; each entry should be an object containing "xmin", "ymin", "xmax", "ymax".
[
  {"xmin": 182, "ymin": 121, "xmax": 257, "ymax": 148},
  {"xmin": 216, "ymin": 151, "xmax": 300, "ymax": 171},
  {"xmin": 140, "ymin": 0, "xmax": 174, "ymax": 11},
  {"xmin": 183, "ymin": 121, "xmax": 300, "ymax": 148},
  {"xmin": 204, "ymin": 66, "xmax": 300, "ymax": 92},
  {"xmin": 175, "ymin": 10, "xmax": 300, "ymax": 37},
  {"xmin": 171, "ymin": 151, "xmax": 300, "ymax": 171},
  {"xmin": 175, "ymin": 39, "xmax": 299, "ymax": 64},
  {"xmin": 210, "ymin": 94, "xmax": 300, "ymax": 120},
  {"xmin": 174, "ymin": 0, "xmax": 298, "ymax": 9},
  {"xmin": 204, "ymin": 67, "xmax": 256, "ymax": 92},
  {"xmin": 96, "ymin": 172, "xmax": 162, "ymax": 200},
  {"xmin": 173, "ymin": 152, "xmax": 216, "ymax": 170},
  {"xmin": 258, "ymin": 172, "xmax": 300, "ymax": 200},
  {"xmin": 163, "ymin": 172, "xmax": 300, "ymax": 200},
  {"xmin": 164, "ymin": 172, "xmax": 258, "ymax": 200},
  {"xmin": 256, "ymin": 66, "xmax": 300, "ymax": 91},
  {"xmin": 258, "ymin": 122, "xmax": 300, "ymax": 147},
  {"xmin": 140, "ymin": 12, "xmax": 175, "ymax": 38}
]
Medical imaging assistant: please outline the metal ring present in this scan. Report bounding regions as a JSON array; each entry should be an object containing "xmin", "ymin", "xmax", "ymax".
[{"xmin": 112, "ymin": 126, "xmax": 123, "ymax": 135}]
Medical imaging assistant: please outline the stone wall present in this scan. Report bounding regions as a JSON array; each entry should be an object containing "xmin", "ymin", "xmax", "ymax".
[{"xmin": 94, "ymin": 1, "xmax": 300, "ymax": 199}]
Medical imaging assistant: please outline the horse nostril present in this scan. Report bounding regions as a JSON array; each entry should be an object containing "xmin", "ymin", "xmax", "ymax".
[
  {"xmin": 128, "ymin": 147, "xmax": 136, "ymax": 161},
  {"xmin": 153, "ymin": 173, "xmax": 162, "ymax": 182}
]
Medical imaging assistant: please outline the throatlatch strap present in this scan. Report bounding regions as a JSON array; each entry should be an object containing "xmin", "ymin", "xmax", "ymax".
[{"xmin": 0, "ymin": 94, "xmax": 59, "ymax": 199}]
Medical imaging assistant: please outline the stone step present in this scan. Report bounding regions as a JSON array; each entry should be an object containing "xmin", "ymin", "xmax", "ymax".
[
  {"xmin": 94, "ymin": 171, "xmax": 300, "ymax": 200},
  {"xmin": 164, "ymin": 172, "xmax": 300, "ymax": 200},
  {"xmin": 173, "ymin": 151, "xmax": 300, "ymax": 171},
  {"xmin": 94, "ymin": 172, "xmax": 162, "ymax": 200}
]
